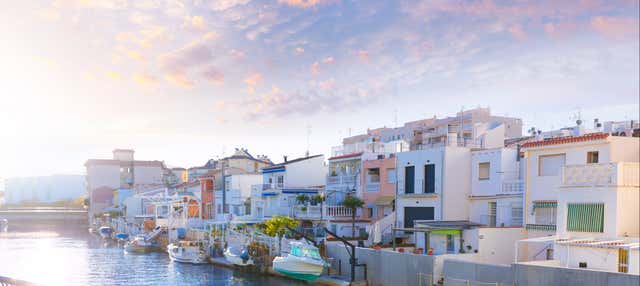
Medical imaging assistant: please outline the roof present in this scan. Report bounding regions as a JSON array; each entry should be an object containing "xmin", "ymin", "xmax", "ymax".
[
  {"xmin": 113, "ymin": 149, "xmax": 134, "ymax": 153},
  {"xmin": 171, "ymin": 167, "xmax": 186, "ymax": 171},
  {"xmin": 328, "ymin": 152, "xmax": 363, "ymax": 161},
  {"xmin": 263, "ymin": 154, "xmax": 323, "ymax": 170},
  {"xmin": 521, "ymin": 133, "xmax": 609, "ymax": 149},
  {"xmin": 85, "ymin": 159, "xmax": 164, "ymax": 167},
  {"xmin": 372, "ymin": 196, "xmax": 394, "ymax": 206}
]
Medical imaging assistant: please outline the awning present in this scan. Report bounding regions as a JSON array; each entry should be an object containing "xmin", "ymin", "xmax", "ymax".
[
  {"xmin": 430, "ymin": 229, "xmax": 461, "ymax": 235},
  {"xmin": 533, "ymin": 201, "xmax": 557, "ymax": 208},
  {"xmin": 282, "ymin": 189, "xmax": 319, "ymax": 194},
  {"xmin": 373, "ymin": 196, "xmax": 394, "ymax": 206}
]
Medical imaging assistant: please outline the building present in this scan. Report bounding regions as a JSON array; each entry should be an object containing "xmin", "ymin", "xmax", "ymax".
[
  {"xmin": 518, "ymin": 133, "xmax": 639, "ymax": 274},
  {"xmin": 85, "ymin": 149, "xmax": 164, "ymax": 219},
  {"xmin": 360, "ymin": 154, "xmax": 396, "ymax": 222},
  {"xmin": 251, "ymin": 155, "xmax": 327, "ymax": 219},
  {"xmin": 213, "ymin": 173, "xmax": 263, "ymax": 219},
  {"xmin": 3, "ymin": 174, "xmax": 86, "ymax": 205}
]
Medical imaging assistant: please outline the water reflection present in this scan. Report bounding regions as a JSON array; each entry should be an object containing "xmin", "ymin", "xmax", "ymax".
[{"xmin": 0, "ymin": 220, "xmax": 304, "ymax": 286}]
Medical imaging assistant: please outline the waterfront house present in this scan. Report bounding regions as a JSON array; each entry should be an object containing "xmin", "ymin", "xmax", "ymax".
[
  {"xmin": 517, "ymin": 132, "xmax": 639, "ymax": 274},
  {"xmin": 251, "ymin": 155, "xmax": 326, "ymax": 220},
  {"xmin": 214, "ymin": 173, "xmax": 263, "ymax": 219}
]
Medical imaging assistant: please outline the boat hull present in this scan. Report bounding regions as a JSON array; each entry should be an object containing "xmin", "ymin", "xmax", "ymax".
[
  {"xmin": 224, "ymin": 248, "xmax": 254, "ymax": 266},
  {"xmin": 167, "ymin": 244, "xmax": 208, "ymax": 264},
  {"xmin": 272, "ymin": 256, "xmax": 324, "ymax": 282}
]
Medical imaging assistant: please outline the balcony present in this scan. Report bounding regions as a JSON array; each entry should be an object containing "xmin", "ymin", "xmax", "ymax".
[
  {"xmin": 415, "ymin": 137, "xmax": 483, "ymax": 150},
  {"xmin": 561, "ymin": 162, "xmax": 639, "ymax": 187},
  {"xmin": 501, "ymin": 180, "xmax": 525, "ymax": 193},
  {"xmin": 365, "ymin": 182, "xmax": 380, "ymax": 192},
  {"xmin": 331, "ymin": 142, "xmax": 386, "ymax": 157},
  {"xmin": 326, "ymin": 174, "xmax": 358, "ymax": 187},
  {"xmin": 289, "ymin": 204, "xmax": 353, "ymax": 219}
]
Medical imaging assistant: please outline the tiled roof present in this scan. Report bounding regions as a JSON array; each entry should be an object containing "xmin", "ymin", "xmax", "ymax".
[
  {"xmin": 521, "ymin": 133, "xmax": 609, "ymax": 148},
  {"xmin": 328, "ymin": 152, "xmax": 363, "ymax": 161}
]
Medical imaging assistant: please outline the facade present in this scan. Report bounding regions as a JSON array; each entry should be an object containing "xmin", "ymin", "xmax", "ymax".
[
  {"xmin": 85, "ymin": 149, "xmax": 164, "ymax": 218},
  {"xmin": 518, "ymin": 133, "xmax": 640, "ymax": 274},
  {"xmin": 3, "ymin": 174, "xmax": 86, "ymax": 205},
  {"xmin": 213, "ymin": 173, "xmax": 262, "ymax": 218},
  {"xmin": 360, "ymin": 154, "xmax": 396, "ymax": 221},
  {"xmin": 251, "ymin": 155, "xmax": 327, "ymax": 219},
  {"xmin": 469, "ymin": 147, "xmax": 524, "ymax": 227}
]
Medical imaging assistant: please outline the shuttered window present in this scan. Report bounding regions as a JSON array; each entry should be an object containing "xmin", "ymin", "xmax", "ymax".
[
  {"xmin": 479, "ymin": 162, "xmax": 490, "ymax": 180},
  {"xmin": 539, "ymin": 154, "xmax": 566, "ymax": 176},
  {"xmin": 567, "ymin": 203, "xmax": 605, "ymax": 233}
]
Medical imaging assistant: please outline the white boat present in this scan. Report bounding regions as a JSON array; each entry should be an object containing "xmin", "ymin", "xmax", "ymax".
[
  {"xmin": 224, "ymin": 245, "xmax": 253, "ymax": 266},
  {"xmin": 167, "ymin": 240, "xmax": 209, "ymax": 264},
  {"xmin": 124, "ymin": 235, "xmax": 158, "ymax": 253},
  {"xmin": 272, "ymin": 241, "xmax": 327, "ymax": 282},
  {"xmin": 98, "ymin": 226, "xmax": 113, "ymax": 239},
  {"xmin": 0, "ymin": 219, "xmax": 7, "ymax": 232}
]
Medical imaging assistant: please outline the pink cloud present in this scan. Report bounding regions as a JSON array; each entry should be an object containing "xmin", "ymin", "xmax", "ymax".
[
  {"xmin": 508, "ymin": 24, "xmax": 527, "ymax": 41},
  {"xmin": 244, "ymin": 73, "xmax": 263, "ymax": 86},
  {"xmin": 356, "ymin": 50, "xmax": 370, "ymax": 63},
  {"xmin": 278, "ymin": 0, "xmax": 339, "ymax": 8},
  {"xmin": 133, "ymin": 73, "xmax": 159, "ymax": 86},
  {"xmin": 295, "ymin": 47, "xmax": 305, "ymax": 55},
  {"xmin": 202, "ymin": 66, "xmax": 224, "ymax": 85},
  {"xmin": 182, "ymin": 15, "xmax": 206, "ymax": 31},
  {"xmin": 322, "ymin": 56, "xmax": 335, "ymax": 64},
  {"xmin": 230, "ymin": 49, "xmax": 246, "ymax": 61},
  {"xmin": 310, "ymin": 61, "xmax": 320, "ymax": 74},
  {"xmin": 591, "ymin": 16, "xmax": 639, "ymax": 39},
  {"xmin": 544, "ymin": 21, "xmax": 579, "ymax": 39},
  {"xmin": 164, "ymin": 71, "xmax": 193, "ymax": 89}
]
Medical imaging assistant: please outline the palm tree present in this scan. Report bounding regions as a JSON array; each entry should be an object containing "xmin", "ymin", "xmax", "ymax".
[{"xmin": 342, "ymin": 195, "xmax": 364, "ymax": 238}]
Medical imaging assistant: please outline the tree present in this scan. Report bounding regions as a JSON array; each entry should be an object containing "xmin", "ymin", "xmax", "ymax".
[
  {"xmin": 295, "ymin": 194, "xmax": 309, "ymax": 205},
  {"xmin": 263, "ymin": 216, "xmax": 299, "ymax": 251},
  {"xmin": 342, "ymin": 195, "xmax": 364, "ymax": 238}
]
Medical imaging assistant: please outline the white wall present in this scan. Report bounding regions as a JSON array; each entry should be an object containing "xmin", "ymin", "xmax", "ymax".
[
  {"xmin": 285, "ymin": 155, "xmax": 326, "ymax": 187},
  {"xmin": 133, "ymin": 165, "xmax": 163, "ymax": 184},
  {"xmin": 442, "ymin": 147, "xmax": 471, "ymax": 220}
]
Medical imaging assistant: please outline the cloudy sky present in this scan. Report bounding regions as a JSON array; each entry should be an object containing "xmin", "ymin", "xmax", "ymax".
[{"xmin": 0, "ymin": 0, "xmax": 638, "ymax": 178}]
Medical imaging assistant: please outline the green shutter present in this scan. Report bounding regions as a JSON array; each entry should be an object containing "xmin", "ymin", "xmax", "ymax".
[
  {"xmin": 567, "ymin": 203, "xmax": 604, "ymax": 232},
  {"xmin": 431, "ymin": 229, "xmax": 461, "ymax": 235}
]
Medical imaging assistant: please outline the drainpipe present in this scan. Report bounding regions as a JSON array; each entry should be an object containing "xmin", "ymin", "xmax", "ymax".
[{"xmin": 440, "ymin": 149, "xmax": 445, "ymax": 220}]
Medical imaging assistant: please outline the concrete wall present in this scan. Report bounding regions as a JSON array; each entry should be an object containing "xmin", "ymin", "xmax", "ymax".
[
  {"xmin": 513, "ymin": 262, "xmax": 640, "ymax": 286},
  {"xmin": 133, "ymin": 165, "xmax": 163, "ymax": 184},
  {"xmin": 443, "ymin": 259, "xmax": 513, "ymax": 285},
  {"xmin": 443, "ymin": 147, "xmax": 471, "ymax": 220},
  {"xmin": 325, "ymin": 244, "xmax": 435, "ymax": 286}
]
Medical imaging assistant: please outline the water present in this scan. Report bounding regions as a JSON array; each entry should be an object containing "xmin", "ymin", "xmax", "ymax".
[{"xmin": 0, "ymin": 221, "xmax": 305, "ymax": 286}]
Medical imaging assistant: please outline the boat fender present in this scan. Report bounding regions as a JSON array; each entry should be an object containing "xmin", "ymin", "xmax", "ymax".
[{"xmin": 240, "ymin": 249, "xmax": 250, "ymax": 263}]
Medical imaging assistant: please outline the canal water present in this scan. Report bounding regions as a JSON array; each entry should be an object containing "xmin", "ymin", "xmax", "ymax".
[{"xmin": 0, "ymin": 221, "xmax": 305, "ymax": 286}]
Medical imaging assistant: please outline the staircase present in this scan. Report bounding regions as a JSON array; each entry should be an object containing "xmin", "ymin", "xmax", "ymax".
[{"xmin": 368, "ymin": 212, "xmax": 395, "ymax": 245}]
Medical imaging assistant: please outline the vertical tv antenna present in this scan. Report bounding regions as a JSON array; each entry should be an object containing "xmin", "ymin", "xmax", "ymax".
[{"xmin": 306, "ymin": 125, "xmax": 312, "ymax": 157}]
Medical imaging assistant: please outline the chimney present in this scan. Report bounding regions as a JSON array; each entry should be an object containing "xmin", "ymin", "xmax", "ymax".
[{"xmin": 283, "ymin": 156, "xmax": 288, "ymax": 162}]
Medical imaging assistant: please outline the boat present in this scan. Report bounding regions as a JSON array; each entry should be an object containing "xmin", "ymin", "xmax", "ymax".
[
  {"xmin": 167, "ymin": 240, "xmax": 209, "ymax": 264},
  {"xmin": 0, "ymin": 219, "xmax": 7, "ymax": 232},
  {"xmin": 272, "ymin": 241, "xmax": 327, "ymax": 282},
  {"xmin": 124, "ymin": 235, "xmax": 158, "ymax": 253},
  {"xmin": 114, "ymin": 233, "xmax": 129, "ymax": 241},
  {"xmin": 98, "ymin": 226, "xmax": 113, "ymax": 239},
  {"xmin": 224, "ymin": 244, "xmax": 253, "ymax": 266}
]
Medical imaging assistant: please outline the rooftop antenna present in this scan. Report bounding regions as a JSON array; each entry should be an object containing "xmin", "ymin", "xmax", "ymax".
[
  {"xmin": 306, "ymin": 124, "xmax": 312, "ymax": 157},
  {"xmin": 394, "ymin": 108, "xmax": 398, "ymax": 128},
  {"xmin": 348, "ymin": 128, "xmax": 351, "ymax": 137}
]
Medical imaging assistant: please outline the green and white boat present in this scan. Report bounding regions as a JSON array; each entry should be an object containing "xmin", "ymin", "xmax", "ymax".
[{"xmin": 272, "ymin": 241, "xmax": 327, "ymax": 282}]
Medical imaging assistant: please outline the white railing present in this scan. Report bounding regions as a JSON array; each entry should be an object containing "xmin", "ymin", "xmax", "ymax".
[
  {"xmin": 325, "ymin": 205, "xmax": 353, "ymax": 217},
  {"xmin": 326, "ymin": 174, "xmax": 358, "ymax": 186},
  {"xmin": 291, "ymin": 205, "xmax": 323, "ymax": 219},
  {"xmin": 501, "ymin": 180, "xmax": 525, "ymax": 193},
  {"xmin": 365, "ymin": 183, "xmax": 380, "ymax": 192},
  {"xmin": 562, "ymin": 162, "xmax": 640, "ymax": 187},
  {"xmin": 331, "ymin": 142, "xmax": 386, "ymax": 157},
  {"xmin": 415, "ymin": 137, "xmax": 483, "ymax": 150}
]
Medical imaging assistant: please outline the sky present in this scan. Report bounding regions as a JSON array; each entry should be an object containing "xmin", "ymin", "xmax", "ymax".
[{"xmin": 0, "ymin": 0, "xmax": 638, "ymax": 179}]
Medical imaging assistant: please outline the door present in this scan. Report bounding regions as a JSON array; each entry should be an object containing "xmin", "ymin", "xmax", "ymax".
[
  {"xmin": 403, "ymin": 207, "xmax": 434, "ymax": 228},
  {"xmin": 488, "ymin": 202, "xmax": 497, "ymax": 227},
  {"xmin": 424, "ymin": 164, "xmax": 435, "ymax": 193},
  {"xmin": 619, "ymin": 248, "xmax": 629, "ymax": 273},
  {"xmin": 405, "ymin": 166, "xmax": 415, "ymax": 194},
  {"xmin": 446, "ymin": 234, "xmax": 455, "ymax": 253}
]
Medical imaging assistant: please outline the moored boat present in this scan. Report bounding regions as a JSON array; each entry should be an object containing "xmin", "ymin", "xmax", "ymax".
[
  {"xmin": 272, "ymin": 241, "xmax": 327, "ymax": 282},
  {"xmin": 167, "ymin": 240, "xmax": 208, "ymax": 264},
  {"xmin": 98, "ymin": 226, "xmax": 113, "ymax": 239},
  {"xmin": 124, "ymin": 235, "xmax": 158, "ymax": 253},
  {"xmin": 224, "ymin": 244, "xmax": 253, "ymax": 266},
  {"xmin": 115, "ymin": 233, "xmax": 129, "ymax": 241}
]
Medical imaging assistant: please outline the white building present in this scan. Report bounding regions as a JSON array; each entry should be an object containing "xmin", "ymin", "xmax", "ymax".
[
  {"xmin": 214, "ymin": 173, "xmax": 263, "ymax": 218},
  {"xmin": 518, "ymin": 133, "xmax": 640, "ymax": 275},
  {"xmin": 3, "ymin": 175, "xmax": 86, "ymax": 205},
  {"xmin": 469, "ymin": 147, "xmax": 524, "ymax": 227},
  {"xmin": 251, "ymin": 155, "xmax": 327, "ymax": 219},
  {"xmin": 85, "ymin": 149, "xmax": 164, "ymax": 219}
]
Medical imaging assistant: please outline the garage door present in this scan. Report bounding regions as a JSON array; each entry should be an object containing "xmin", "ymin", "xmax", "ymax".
[{"xmin": 404, "ymin": 207, "xmax": 434, "ymax": 228}]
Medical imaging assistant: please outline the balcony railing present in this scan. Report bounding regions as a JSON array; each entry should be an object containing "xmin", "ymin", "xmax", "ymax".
[
  {"xmin": 501, "ymin": 180, "xmax": 525, "ymax": 193},
  {"xmin": 562, "ymin": 162, "xmax": 640, "ymax": 187},
  {"xmin": 326, "ymin": 174, "xmax": 358, "ymax": 186},
  {"xmin": 365, "ymin": 182, "xmax": 380, "ymax": 192},
  {"xmin": 331, "ymin": 142, "xmax": 387, "ymax": 157},
  {"xmin": 525, "ymin": 224, "xmax": 556, "ymax": 231},
  {"xmin": 288, "ymin": 204, "xmax": 353, "ymax": 219},
  {"xmin": 415, "ymin": 137, "xmax": 483, "ymax": 150}
]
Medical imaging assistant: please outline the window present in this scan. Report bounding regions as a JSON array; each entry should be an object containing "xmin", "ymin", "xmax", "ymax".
[
  {"xmin": 567, "ymin": 203, "xmax": 604, "ymax": 233},
  {"xmin": 277, "ymin": 176, "xmax": 284, "ymax": 188},
  {"xmin": 366, "ymin": 207, "xmax": 374, "ymax": 218},
  {"xmin": 387, "ymin": 168, "xmax": 396, "ymax": 183},
  {"xmin": 367, "ymin": 168, "xmax": 380, "ymax": 183},
  {"xmin": 538, "ymin": 154, "xmax": 566, "ymax": 176},
  {"xmin": 587, "ymin": 151, "xmax": 599, "ymax": 164},
  {"xmin": 511, "ymin": 203, "xmax": 523, "ymax": 226},
  {"xmin": 424, "ymin": 164, "xmax": 435, "ymax": 193},
  {"xmin": 478, "ymin": 162, "xmax": 490, "ymax": 180},
  {"xmin": 534, "ymin": 206, "xmax": 557, "ymax": 225}
]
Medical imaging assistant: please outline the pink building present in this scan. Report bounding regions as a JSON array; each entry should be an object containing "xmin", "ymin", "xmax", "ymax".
[{"xmin": 360, "ymin": 154, "xmax": 396, "ymax": 221}]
